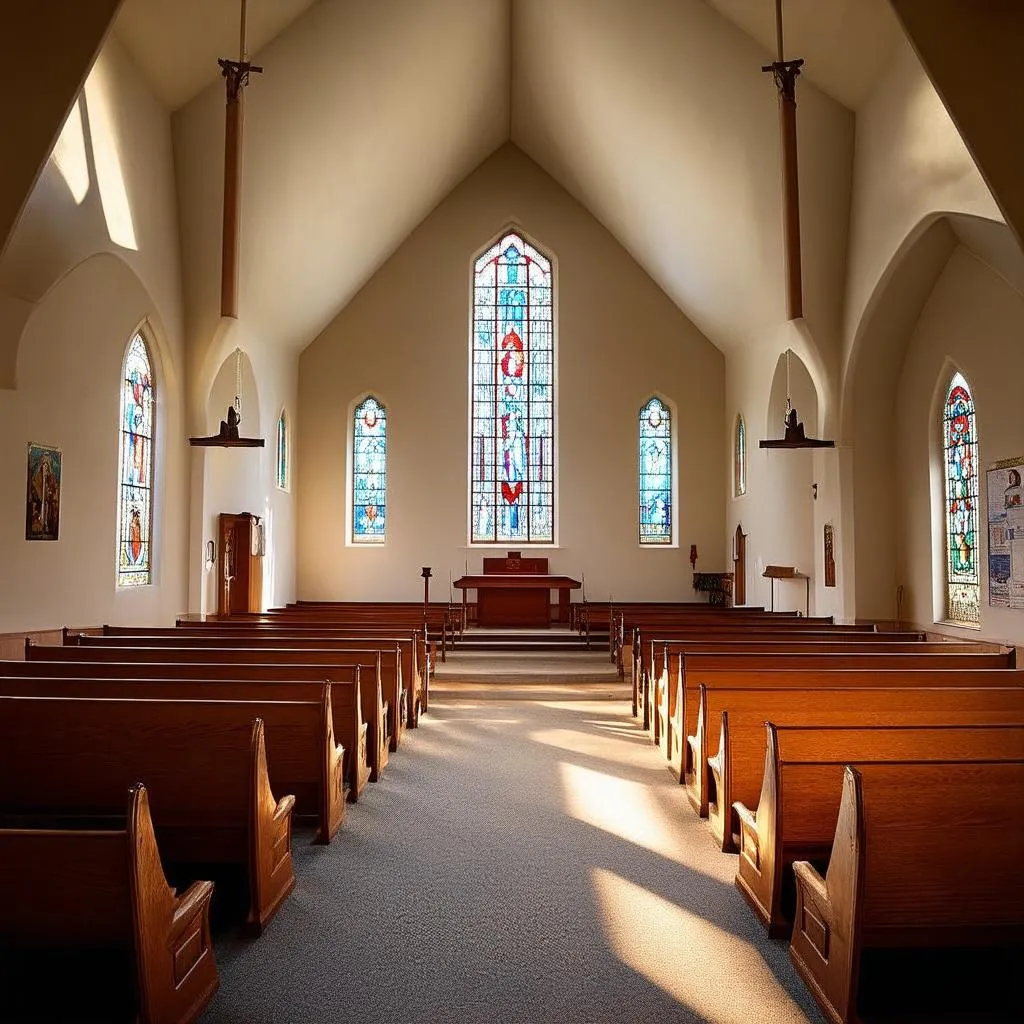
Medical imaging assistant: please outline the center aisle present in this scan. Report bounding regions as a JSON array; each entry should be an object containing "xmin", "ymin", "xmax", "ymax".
[{"xmin": 200, "ymin": 675, "xmax": 826, "ymax": 1024}]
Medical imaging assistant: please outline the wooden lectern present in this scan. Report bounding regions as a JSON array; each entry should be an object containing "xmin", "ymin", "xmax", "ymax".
[{"xmin": 218, "ymin": 512, "xmax": 264, "ymax": 616}]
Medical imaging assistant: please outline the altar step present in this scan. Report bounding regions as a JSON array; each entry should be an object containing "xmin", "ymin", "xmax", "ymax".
[{"xmin": 449, "ymin": 627, "xmax": 610, "ymax": 654}]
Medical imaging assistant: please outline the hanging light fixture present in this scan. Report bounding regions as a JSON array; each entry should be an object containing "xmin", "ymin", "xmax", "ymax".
[
  {"xmin": 759, "ymin": 349, "xmax": 834, "ymax": 449},
  {"xmin": 189, "ymin": 347, "xmax": 265, "ymax": 447},
  {"xmin": 757, "ymin": 0, "xmax": 834, "ymax": 451}
]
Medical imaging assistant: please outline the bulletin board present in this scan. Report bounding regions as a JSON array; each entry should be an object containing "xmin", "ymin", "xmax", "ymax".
[{"xmin": 986, "ymin": 457, "xmax": 1024, "ymax": 610}]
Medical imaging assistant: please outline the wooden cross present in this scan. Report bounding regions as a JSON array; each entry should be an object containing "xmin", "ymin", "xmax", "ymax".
[
  {"xmin": 761, "ymin": 0, "xmax": 804, "ymax": 321},
  {"xmin": 219, "ymin": 0, "xmax": 263, "ymax": 319}
]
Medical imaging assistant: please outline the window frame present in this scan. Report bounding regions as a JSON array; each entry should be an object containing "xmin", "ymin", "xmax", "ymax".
[
  {"xmin": 115, "ymin": 330, "xmax": 156, "ymax": 588},
  {"xmin": 939, "ymin": 369, "xmax": 981, "ymax": 628},
  {"xmin": 638, "ymin": 395, "xmax": 677, "ymax": 547},
  {"xmin": 350, "ymin": 394, "xmax": 388, "ymax": 546},
  {"xmin": 469, "ymin": 228, "xmax": 557, "ymax": 546}
]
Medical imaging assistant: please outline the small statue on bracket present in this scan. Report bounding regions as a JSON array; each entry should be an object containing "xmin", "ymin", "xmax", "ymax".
[
  {"xmin": 218, "ymin": 405, "xmax": 241, "ymax": 441},
  {"xmin": 783, "ymin": 405, "xmax": 807, "ymax": 444}
]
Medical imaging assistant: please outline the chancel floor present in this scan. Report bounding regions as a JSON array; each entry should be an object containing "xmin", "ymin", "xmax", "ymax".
[{"xmin": 198, "ymin": 673, "xmax": 829, "ymax": 1024}]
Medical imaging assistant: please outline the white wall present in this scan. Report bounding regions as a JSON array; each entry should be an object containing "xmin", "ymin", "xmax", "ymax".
[
  {"xmin": 895, "ymin": 246, "xmax": 1024, "ymax": 645},
  {"xmin": 298, "ymin": 144, "xmax": 725, "ymax": 603},
  {"xmin": 0, "ymin": 33, "xmax": 188, "ymax": 632},
  {"xmin": 0, "ymin": 254, "xmax": 188, "ymax": 630}
]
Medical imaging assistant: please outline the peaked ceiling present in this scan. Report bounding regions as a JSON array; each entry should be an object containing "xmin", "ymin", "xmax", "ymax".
[{"xmin": 113, "ymin": 0, "xmax": 904, "ymax": 359}]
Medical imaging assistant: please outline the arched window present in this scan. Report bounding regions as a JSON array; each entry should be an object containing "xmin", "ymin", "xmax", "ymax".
[
  {"xmin": 942, "ymin": 371, "xmax": 980, "ymax": 625},
  {"xmin": 352, "ymin": 396, "xmax": 387, "ymax": 544},
  {"xmin": 734, "ymin": 414, "xmax": 747, "ymax": 496},
  {"xmin": 639, "ymin": 397, "xmax": 672, "ymax": 544},
  {"xmin": 471, "ymin": 230, "xmax": 554, "ymax": 544},
  {"xmin": 116, "ymin": 332, "xmax": 155, "ymax": 586},
  {"xmin": 276, "ymin": 410, "xmax": 289, "ymax": 491}
]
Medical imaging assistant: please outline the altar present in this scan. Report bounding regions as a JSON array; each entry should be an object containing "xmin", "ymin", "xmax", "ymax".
[{"xmin": 454, "ymin": 554, "xmax": 581, "ymax": 628}]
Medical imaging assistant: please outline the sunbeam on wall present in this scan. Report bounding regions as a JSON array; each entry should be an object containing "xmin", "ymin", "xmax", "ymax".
[
  {"xmin": 592, "ymin": 868, "xmax": 807, "ymax": 1024},
  {"xmin": 52, "ymin": 99, "xmax": 90, "ymax": 205},
  {"xmin": 83, "ymin": 64, "xmax": 138, "ymax": 251}
]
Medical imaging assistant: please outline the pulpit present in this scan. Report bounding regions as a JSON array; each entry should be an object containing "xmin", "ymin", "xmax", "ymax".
[
  {"xmin": 218, "ymin": 512, "xmax": 264, "ymax": 616},
  {"xmin": 454, "ymin": 552, "xmax": 581, "ymax": 628}
]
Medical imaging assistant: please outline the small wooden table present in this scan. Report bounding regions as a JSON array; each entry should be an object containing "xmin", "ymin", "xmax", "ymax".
[{"xmin": 453, "ymin": 574, "xmax": 582, "ymax": 628}]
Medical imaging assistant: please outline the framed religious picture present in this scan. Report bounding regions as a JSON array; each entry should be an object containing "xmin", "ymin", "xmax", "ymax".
[
  {"xmin": 25, "ymin": 442, "xmax": 62, "ymax": 541},
  {"xmin": 824, "ymin": 523, "xmax": 836, "ymax": 588}
]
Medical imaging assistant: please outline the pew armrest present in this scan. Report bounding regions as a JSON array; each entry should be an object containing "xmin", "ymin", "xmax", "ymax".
[
  {"xmin": 170, "ymin": 879, "xmax": 214, "ymax": 939},
  {"xmin": 792, "ymin": 859, "xmax": 829, "ymax": 908},
  {"xmin": 273, "ymin": 794, "xmax": 297, "ymax": 824},
  {"xmin": 734, "ymin": 801, "xmax": 759, "ymax": 867}
]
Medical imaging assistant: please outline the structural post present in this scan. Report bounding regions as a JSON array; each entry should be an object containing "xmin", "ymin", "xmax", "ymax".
[{"xmin": 762, "ymin": 1, "xmax": 804, "ymax": 321}]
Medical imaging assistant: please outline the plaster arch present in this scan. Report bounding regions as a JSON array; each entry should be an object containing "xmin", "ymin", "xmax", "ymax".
[{"xmin": 841, "ymin": 211, "xmax": 1020, "ymax": 623}]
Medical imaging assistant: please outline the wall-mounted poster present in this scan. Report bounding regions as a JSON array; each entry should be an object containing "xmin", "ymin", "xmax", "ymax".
[
  {"xmin": 986, "ymin": 457, "xmax": 1024, "ymax": 610},
  {"xmin": 25, "ymin": 442, "xmax": 62, "ymax": 541}
]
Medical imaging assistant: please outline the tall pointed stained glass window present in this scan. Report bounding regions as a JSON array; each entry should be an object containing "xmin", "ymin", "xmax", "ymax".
[
  {"xmin": 639, "ymin": 397, "xmax": 673, "ymax": 544},
  {"xmin": 352, "ymin": 396, "xmax": 386, "ymax": 544},
  {"xmin": 734, "ymin": 414, "xmax": 747, "ymax": 496},
  {"xmin": 942, "ymin": 371, "xmax": 980, "ymax": 625},
  {"xmin": 116, "ymin": 332, "xmax": 155, "ymax": 586},
  {"xmin": 276, "ymin": 410, "xmax": 289, "ymax": 491},
  {"xmin": 471, "ymin": 230, "xmax": 554, "ymax": 544}
]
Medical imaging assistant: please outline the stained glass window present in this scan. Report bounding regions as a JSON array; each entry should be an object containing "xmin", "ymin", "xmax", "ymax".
[
  {"xmin": 353, "ymin": 396, "xmax": 387, "ymax": 544},
  {"xmin": 942, "ymin": 371, "xmax": 980, "ymax": 625},
  {"xmin": 735, "ymin": 414, "xmax": 747, "ymax": 496},
  {"xmin": 276, "ymin": 410, "xmax": 289, "ymax": 491},
  {"xmin": 116, "ymin": 332, "xmax": 155, "ymax": 586},
  {"xmin": 471, "ymin": 231, "xmax": 554, "ymax": 543},
  {"xmin": 639, "ymin": 397, "xmax": 672, "ymax": 544}
]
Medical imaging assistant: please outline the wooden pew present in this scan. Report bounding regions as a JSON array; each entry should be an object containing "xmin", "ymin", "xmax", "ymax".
[
  {"xmin": 634, "ymin": 627, "xmax": 914, "ymax": 727},
  {"xmin": 733, "ymin": 722, "xmax": 1024, "ymax": 937},
  {"xmin": 107, "ymin": 624, "xmax": 427, "ymax": 727},
  {"xmin": 0, "ymin": 696, "xmax": 296, "ymax": 934},
  {"xmin": 7, "ymin": 655, "xmax": 387, "ymax": 782},
  {"xmin": 646, "ymin": 637, "xmax": 1010, "ymax": 715},
  {"xmin": 667, "ymin": 663, "xmax": 1024, "ymax": 795},
  {"xmin": 652, "ymin": 643, "xmax": 1014, "ymax": 753},
  {"xmin": 0, "ymin": 677, "xmax": 349, "ymax": 838},
  {"xmin": 790, "ymin": 761, "xmax": 1024, "ymax": 1024},
  {"xmin": 637, "ymin": 627, "xmax": 934, "ymax": 723},
  {"xmin": 0, "ymin": 784, "xmax": 219, "ymax": 1024},
  {"xmin": 696, "ymin": 683, "xmax": 1024, "ymax": 851},
  {"xmin": 70, "ymin": 635, "xmax": 409, "ymax": 753}
]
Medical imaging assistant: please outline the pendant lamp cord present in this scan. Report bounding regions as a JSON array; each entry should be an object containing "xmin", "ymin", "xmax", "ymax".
[{"xmin": 233, "ymin": 348, "xmax": 242, "ymax": 419}]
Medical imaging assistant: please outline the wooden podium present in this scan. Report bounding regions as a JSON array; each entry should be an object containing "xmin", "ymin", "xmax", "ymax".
[
  {"xmin": 454, "ymin": 553, "xmax": 581, "ymax": 628},
  {"xmin": 218, "ymin": 512, "xmax": 264, "ymax": 616}
]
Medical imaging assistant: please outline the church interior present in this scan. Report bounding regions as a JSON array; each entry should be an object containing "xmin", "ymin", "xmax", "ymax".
[{"xmin": 1, "ymin": 2, "xmax": 1022, "ymax": 1022}]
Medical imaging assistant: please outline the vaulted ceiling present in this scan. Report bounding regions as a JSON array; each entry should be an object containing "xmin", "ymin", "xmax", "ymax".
[{"xmin": 112, "ymin": 0, "xmax": 903, "ymax": 358}]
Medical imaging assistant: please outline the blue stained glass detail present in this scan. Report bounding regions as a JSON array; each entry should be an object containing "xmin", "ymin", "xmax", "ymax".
[
  {"xmin": 276, "ymin": 410, "xmax": 288, "ymax": 490},
  {"xmin": 735, "ymin": 414, "xmax": 746, "ymax": 496},
  {"xmin": 116, "ymin": 333, "xmax": 155, "ymax": 586},
  {"xmin": 943, "ymin": 372, "xmax": 979, "ymax": 624},
  {"xmin": 639, "ymin": 397, "xmax": 672, "ymax": 545},
  {"xmin": 353, "ymin": 396, "xmax": 387, "ymax": 544},
  {"xmin": 471, "ymin": 231, "xmax": 554, "ymax": 544}
]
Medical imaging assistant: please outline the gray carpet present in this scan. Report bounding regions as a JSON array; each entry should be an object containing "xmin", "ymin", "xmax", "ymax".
[{"xmin": 199, "ymin": 678, "xmax": 827, "ymax": 1024}]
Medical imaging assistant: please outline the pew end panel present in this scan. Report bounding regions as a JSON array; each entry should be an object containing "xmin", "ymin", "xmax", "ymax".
[
  {"xmin": 0, "ymin": 783, "xmax": 219, "ymax": 1024},
  {"xmin": 733, "ymin": 723, "xmax": 787, "ymax": 937},
  {"xmin": 246, "ymin": 717, "xmax": 297, "ymax": 936},
  {"xmin": 789, "ymin": 766, "xmax": 864, "ymax": 1024},
  {"xmin": 789, "ymin": 759, "xmax": 1024, "ymax": 1024}
]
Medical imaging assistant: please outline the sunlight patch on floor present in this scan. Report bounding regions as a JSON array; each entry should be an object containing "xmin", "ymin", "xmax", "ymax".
[
  {"xmin": 532, "ymin": 727, "xmax": 646, "ymax": 762},
  {"xmin": 592, "ymin": 868, "xmax": 809, "ymax": 1024},
  {"xmin": 558, "ymin": 762, "xmax": 710, "ymax": 871}
]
